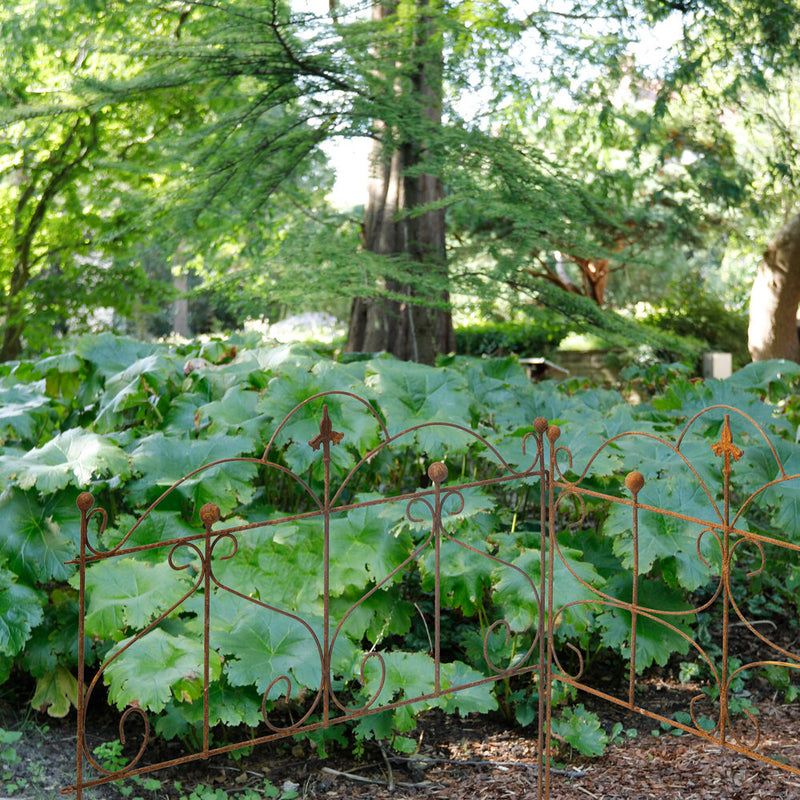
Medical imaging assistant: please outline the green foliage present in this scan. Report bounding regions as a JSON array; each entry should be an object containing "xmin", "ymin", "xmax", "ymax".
[
  {"xmin": 4, "ymin": 0, "xmax": 791, "ymax": 363},
  {"xmin": 641, "ymin": 279, "xmax": 751, "ymax": 368},
  {"xmin": 0, "ymin": 564, "xmax": 44, "ymax": 659},
  {"xmin": 2, "ymin": 332, "xmax": 800, "ymax": 766},
  {"xmin": 105, "ymin": 629, "xmax": 222, "ymax": 713},
  {"xmin": 454, "ymin": 314, "xmax": 569, "ymax": 358},
  {"xmin": 551, "ymin": 704, "xmax": 610, "ymax": 757},
  {"xmin": 0, "ymin": 729, "xmax": 22, "ymax": 766}
]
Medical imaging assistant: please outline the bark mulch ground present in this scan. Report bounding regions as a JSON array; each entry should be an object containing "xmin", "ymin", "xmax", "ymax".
[{"xmin": 7, "ymin": 689, "xmax": 800, "ymax": 800}]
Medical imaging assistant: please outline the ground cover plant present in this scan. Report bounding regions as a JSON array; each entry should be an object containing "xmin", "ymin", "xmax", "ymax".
[{"xmin": 2, "ymin": 332, "xmax": 800, "ymax": 776}]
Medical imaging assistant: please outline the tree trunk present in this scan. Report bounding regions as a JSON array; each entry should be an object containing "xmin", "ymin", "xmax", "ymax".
[
  {"xmin": 173, "ymin": 270, "xmax": 190, "ymax": 338},
  {"xmin": 344, "ymin": 0, "xmax": 453, "ymax": 365},
  {"xmin": 748, "ymin": 213, "xmax": 800, "ymax": 362}
]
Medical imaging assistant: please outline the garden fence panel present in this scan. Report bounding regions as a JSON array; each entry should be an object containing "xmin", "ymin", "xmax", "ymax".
[{"xmin": 64, "ymin": 393, "xmax": 800, "ymax": 799}]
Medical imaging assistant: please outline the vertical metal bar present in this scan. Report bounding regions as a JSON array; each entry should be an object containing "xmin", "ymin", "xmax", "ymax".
[
  {"xmin": 533, "ymin": 419, "xmax": 548, "ymax": 800},
  {"xmin": 199, "ymin": 503, "xmax": 220, "ymax": 757},
  {"xmin": 315, "ymin": 405, "xmax": 339, "ymax": 723},
  {"xmin": 75, "ymin": 493, "xmax": 94, "ymax": 800},
  {"xmin": 544, "ymin": 424, "xmax": 561, "ymax": 800},
  {"xmin": 321, "ymin": 451, "xmax": 331, "ymax": 722},
  {"xmin": 428, "ymin": 462, "xmax": 448, "ymax": 694},
  {"xmin": 625, "ymin": 472, "xmax": 645, "ymax": 707},
  {"xmin": 308, "ymin": 405, "xmax": 344, "ymax": 723},
  {"xmin": 711, "ymin": 414, "xmax": 741, "ymax": 746}
]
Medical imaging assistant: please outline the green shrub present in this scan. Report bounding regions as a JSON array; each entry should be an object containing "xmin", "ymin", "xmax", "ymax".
[
  {"xmin": 642, "ymin": 279, "xmax": 750, "ymax": 368},
  {"xmin": 454, "ymin": 312, "xmax": 569, "ymax": 357}
]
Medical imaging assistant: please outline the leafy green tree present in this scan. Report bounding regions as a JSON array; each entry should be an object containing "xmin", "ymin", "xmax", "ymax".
[
  {"xmin": 634, "ymin": 0, "xmax": 800, "ymax": 360},
  {"xmin": 7, "ymin": 0, "xmax": 800, "ymax": 361},
  {"xmin": 0, "ymin": 4, "xmax": 189, "ymax": 360},
  {"xmin": 6, "ymin": 0, "xmax": 662, "ymax": 360}
]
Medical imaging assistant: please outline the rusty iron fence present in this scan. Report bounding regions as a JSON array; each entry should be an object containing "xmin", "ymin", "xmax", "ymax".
[{"xmin": 64, "ymin": 393, "xmax": 800, "ymax": 798}]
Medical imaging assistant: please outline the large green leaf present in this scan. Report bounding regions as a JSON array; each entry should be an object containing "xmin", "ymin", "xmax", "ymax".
[
  {"xmin": 456, "ymin": 357, "xmax": 538, "ymax": 432},
  {"xmin": 493, "ymin": 541, "xmax": 605, "ymax": 635},
  {"xmin": 156, "ymin": 680, "xmax": 263, "ymax": 741},
  {"xmin": 31, "ymin": 665, "xmax": 80, "ymax": 718},
  {"xmin": 208, "ymin": 520, "xmax": 321, "ymax": 612},
  {"xmin": 359, "ymin": 650, "xmax": 495, "ymax": 715},
  {"xmin": 0, "ymin": 429, "xmax": 131, "ymax": 492},
  {"xmin": 365, "ymin": 359, "xmax": 478, "ymax": 457},
  {"xmin": 162, "ymin": 393, "xmax": 209, "ymax": 436},
  {"xmin": 652, "ymin": 377, "xmax": 791, "ymax": 436},
  {"xmin": 79, "ymin": 558, "xmax": 194, "ymax": 641},
  {"xmin": 481, "ymin": 426, "xmax": 542, "ymax": 474},
  {"xmin": 597, "ymin": 577, "xmax": 694, "ymax": 672},
  {"xmin": 419, "ymin": 524, "xmax": 497, "ymax": 617},
  {"xmin": 103, "ymin": 510, "xmax": 202, "ymax": 563},
  {"xmin": 329, "ymin": 585, "xmax": 413, "ymax": 644},
  {"xmin": 0, "ymin": 565, "xmax": 44, "ymax": 657},
  {"xmin": 205, "ymin": 591, "xmax": 356, "ymax": 696},
  {"xmin": 105, "ymin": 627, "xmax": 222, "ymax": 712},
  {"xmin": 257, "ymin": 363, "xmax": 380, "ymax": 474},
  {"xmin": 0, "ymin": 488, "xmax": 82, "ymax": 583},
  {"xmin": 125, "ymin": 433, "xmax": 258, "ymax": 515},
  {"xmin": 196, "ymin": 385, "xmax": 266, "ymax": 440},
  {"xmin": 94, "ymin": 353, "xmax": 181, "ymax": 432},
  {"xmin": 756, "ymin": 445, "xmax": 800, "ymax": 538},
  {"xmin": 724, "ymin": 360, "xmax": 800, "ymax": 399},
  {"xmin": 438, "ymin": 660, "xmax": 499, "ymax": 715},
  {"xmin": 329, "ymin": 507, "xmax": 413, "ymax": 591},
  {"xmin": 74, "ymin": 332, "xmax": 160, "ymax": 378},
  {"xmin": 606, "ymin": 476, "xmax": 718, "ymax": 591},
  {"xmin": 237, "ymin": 343, "xmax": 319, "ymax": 376},
  {"xmin": 25, "ymin": 351, "xmax": 84, "ymax": 397},
  {"xmin": 20, "ymin": 588, "xmax": 90, "ymax": 678},
  {"xmin": 551, "ymin": 704, "xmax": 609, "ymax": 757},
  {"xmin": 0, "ymin": 384, "xmax": 55, "ymax": 445}
]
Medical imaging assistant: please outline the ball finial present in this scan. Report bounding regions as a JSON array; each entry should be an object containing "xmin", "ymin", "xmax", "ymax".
[
  {"xmin": 625, "ymin": 471, "xmax": 645, "ymax": 496},
  {"xmin": 199, "ymin": 503, "xmax": 221, "ymax": 525},
  {"xmin": 77, "ymin": 492, "xmax": 94, "ymax": 512},
  {"xmin": 546, "ymin": 425, "xmax": 561, "ymax": 444},
  {"xmin": 427, "ymin": 461, "xmax": 448, "ymax": 485}
]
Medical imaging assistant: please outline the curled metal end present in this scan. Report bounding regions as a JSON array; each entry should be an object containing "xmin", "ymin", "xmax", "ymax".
[
  {"xmin": 199, "ymin": 503, "xmax": 221, "ymax": 526},
  {"xmin": 427, "ymin": 461, "xmax": 448, "ymax": 485},
  {"xmin": 625, "ymin": 470, "xmax": 645, "ymax": 497},
  {"xmin": 77, "ymin": 492, "xmax": 95, "ymax": 513}
]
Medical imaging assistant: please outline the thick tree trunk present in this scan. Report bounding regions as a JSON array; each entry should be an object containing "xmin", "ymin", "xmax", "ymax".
[
  {"xmin": 346, "ymin": 140, "xmax": 453, "ymax": 363},
  {"xmin": 344, "ymin": 0, "xmax": 453, "ymax": 365},
  {"xmin": 748, "ymin": 214, "xmax": 800, "ymax": 362}
]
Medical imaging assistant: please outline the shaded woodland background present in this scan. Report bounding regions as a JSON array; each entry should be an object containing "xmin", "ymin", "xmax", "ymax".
[{"xmin": 2, "ymin": 0, "xmax": 800, "ymax": 366}]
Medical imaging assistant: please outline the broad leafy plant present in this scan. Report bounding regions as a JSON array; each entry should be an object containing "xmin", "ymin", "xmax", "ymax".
[{"xmin": 2, "ymin": 333, "xmax": 800, "ymax": 759}]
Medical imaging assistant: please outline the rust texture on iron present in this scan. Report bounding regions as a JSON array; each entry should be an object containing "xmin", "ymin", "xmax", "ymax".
[{"xmin": 63, "ymin": 396, "xmax": 800, "ymax": 799}]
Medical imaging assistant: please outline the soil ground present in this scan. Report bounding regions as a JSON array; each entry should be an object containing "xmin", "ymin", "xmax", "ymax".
[{"xmin": 4, "ymin": 681, "xmax": 800, "ymax": 800}]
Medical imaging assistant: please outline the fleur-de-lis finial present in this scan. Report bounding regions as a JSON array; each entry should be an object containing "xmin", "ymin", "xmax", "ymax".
[
  {"xmin": 308, "ymin": 405, "xmax": 344, "ymax": 451},
  {"xmin": 711, "ymin": 415, "xmax": 742, "ymax": 470}
]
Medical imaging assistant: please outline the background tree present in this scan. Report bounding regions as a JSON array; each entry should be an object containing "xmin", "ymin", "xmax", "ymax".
[
  {"xmin": 748, "ymin": 214, "xmax": 800, "ymax": 362},
  {"xmin": 4, "ymin": 0, "xmax": 800, "ymax": 362},
  {"xmin": 344, "ymin": 0, "xmax": 453, "ymax": 363},
  {"xmin": 631, "ymin": 0, "xmax": 800, "ymax": 361}
]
